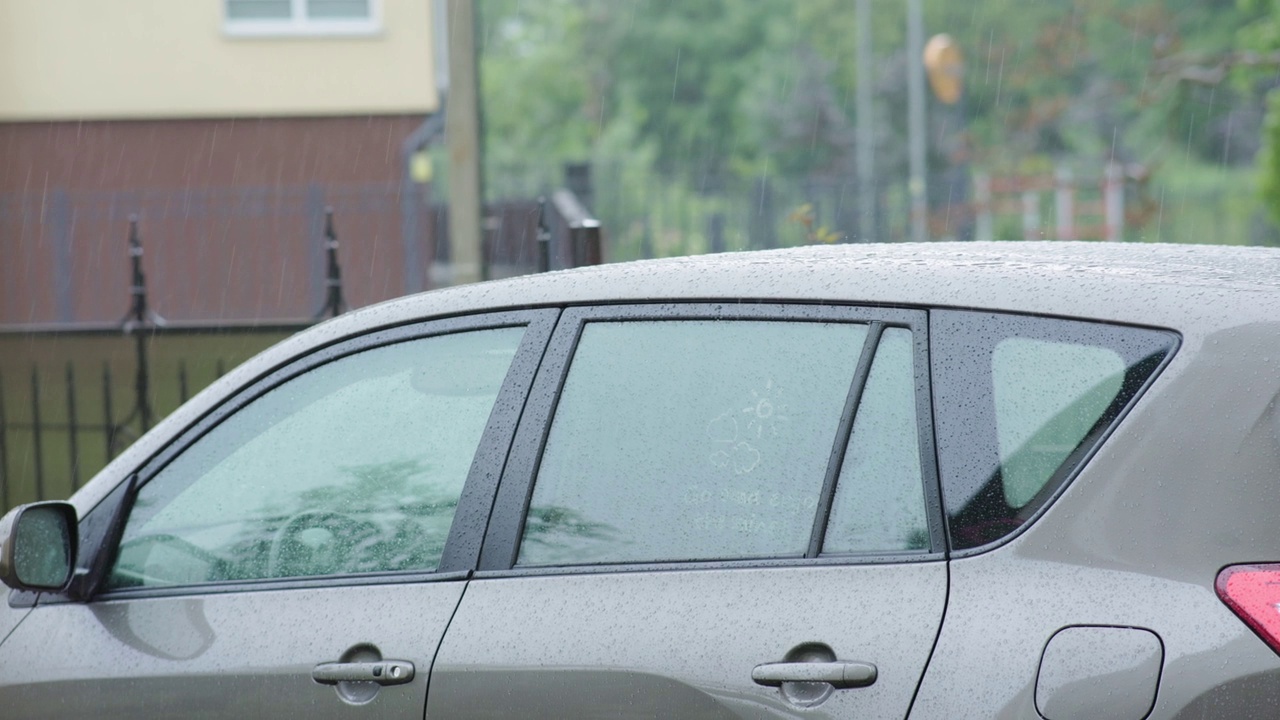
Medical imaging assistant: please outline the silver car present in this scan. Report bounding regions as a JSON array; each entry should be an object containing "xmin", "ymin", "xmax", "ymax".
[{"xmin": 2, "ymin": 241, "xmax": 1280, "ymax": 719}]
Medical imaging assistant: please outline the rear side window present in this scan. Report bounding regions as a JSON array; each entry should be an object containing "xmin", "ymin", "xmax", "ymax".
[
  {"xmin": 824, "ymin": 328, "xmax": 929, "ymax": 554},
  {"xmin": 932, "ymin": 311, "xmax": 1176, "ymax": 551},
  {"xmin": 517, "ymin": 320, "xmax": 868, "ymax": 566}
]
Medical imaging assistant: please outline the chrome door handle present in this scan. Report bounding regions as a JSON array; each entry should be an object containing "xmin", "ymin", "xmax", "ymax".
[
  {"xmin": 751, "ymin": 660, "xmax": 877, "ymax": 689},
  {"xmin": 312, "ymin": 660, "xmax": 415, "ymax": 686}
]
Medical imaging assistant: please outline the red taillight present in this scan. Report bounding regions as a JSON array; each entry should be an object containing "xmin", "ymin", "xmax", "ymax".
[{"xmin": 1216, "ymin": 564, "xmax": 1280, "ymax": 655}]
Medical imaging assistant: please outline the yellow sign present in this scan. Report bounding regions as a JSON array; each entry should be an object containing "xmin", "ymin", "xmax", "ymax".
[{"xmin": 924, "ymin": 34, "xmax": 964, "ymax": 105}]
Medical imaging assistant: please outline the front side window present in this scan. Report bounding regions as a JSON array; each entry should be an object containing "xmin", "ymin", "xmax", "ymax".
[
  {"xmin": 107, "ymin": 327, "xmax": 524, "ymax": 589},
  {"xmin": 517, "ymin": 319, "xmax": 873, "ymax": 566},
  {"xmin": 932, "ymin": 311, "xmax": 1176, "ymax": 550}
]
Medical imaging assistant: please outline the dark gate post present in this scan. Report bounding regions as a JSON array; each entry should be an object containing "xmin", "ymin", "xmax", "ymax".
[
  {"xmin": 120, "ymin": 215, "xmax": 164, "ymax": 438},
  {"xmin": 536, "ymin": 198, "xmax": 551, "ymax": 273},
  {"xmin": 315, "ymin": 207, "xmax": 347, "ymax": 319},
  {"xmin": 65, "ymin": 363, "xmax": 80, "ymax": 490},
  {"xmin": 30, "ymin": 368, "xmax": 45, "ymax": 502},
  {"xmin": 0, "ymin": 371, "xmax": 8, "ymax": 511}
]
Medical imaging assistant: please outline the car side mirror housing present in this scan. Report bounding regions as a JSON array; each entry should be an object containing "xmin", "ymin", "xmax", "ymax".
[{"xmin": 0, "ymin": 502, "xmax": 78, "ymax": 592}]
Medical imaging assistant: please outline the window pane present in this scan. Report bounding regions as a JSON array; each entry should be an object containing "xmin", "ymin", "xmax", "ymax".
[
  {"xmin": 519, "ymin": 320, "xmax": 867, "ymax": 566},
  {"xmin": 306, "ymin": 0, "xmax": 371, "ymax": 19},
  {"xmin": 993, "ymin": 338, "xmax": 1124, "ymax": 507},
  {"xmin": 107, "ymin": 327, "xmax": 524, "ymax": 589},
  {"xmin": 931, "ymin": 311, "xmax": 1176, "ymax": 550},
  {"xmin": 824, "ymin": 328, "xmax": 928, "ymax": 554},
  {"xmin": 226, "ymin": 0, "xmax": 293, "ymax": 20}
]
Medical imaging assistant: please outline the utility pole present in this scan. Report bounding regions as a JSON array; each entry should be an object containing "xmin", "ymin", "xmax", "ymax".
[
  {"xmin": 906, "ymin": 0, "xmax": 928, "ymax": 243},
  {"xmin": 855, "ymin": 0, "xmax": 875, "ymax": 242},
  {"xmin": 446, "ymin": 0, "xmax": 484, "ymax": 284}
]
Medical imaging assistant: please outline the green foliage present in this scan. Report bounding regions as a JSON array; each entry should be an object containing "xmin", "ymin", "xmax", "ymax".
[
  {"xmin": 1237, "ymin": 0, "xmax": 1280, "ymax": 225},
  {"xmin": 1262, "ymin": 91, "xmax": 1280, "ymax": 226},
  {"xmin": 476, "ymin": 0, "xmax": 1275, "ymax": 245}
]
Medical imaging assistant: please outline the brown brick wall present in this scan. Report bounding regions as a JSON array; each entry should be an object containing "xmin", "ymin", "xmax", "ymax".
[{"xmin": 0, "ymin": 116, "xmax": 433, "ymax": 325}]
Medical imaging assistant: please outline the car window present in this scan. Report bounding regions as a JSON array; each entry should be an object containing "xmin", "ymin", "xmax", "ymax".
[
  {"xmin": 824, "ymin": 328, "xmax": 929, "ymax": 554},
  {"xmin": 932, "ymin": 311, "xmax": 1176, "ymax": 551},
  {"xmin": 517, "ymin": 320, "xmax": 868, "ymax": 566},
  {"xmin": 992, "ymin": 338, "xmax": 1125, "ymax": 508},
  {"xmin": 106, "ymin": 327, "xmax": 525, "ymax": 589}
]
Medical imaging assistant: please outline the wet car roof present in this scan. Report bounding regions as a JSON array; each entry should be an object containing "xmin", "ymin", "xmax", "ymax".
[{"xmin": 346, "ymin": 241, "xmax": 1280, "ymax": 330}]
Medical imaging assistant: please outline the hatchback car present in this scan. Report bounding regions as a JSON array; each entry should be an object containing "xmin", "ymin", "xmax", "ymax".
[{"xmin": 2, "ymin": 241, "xmax": 1280, "ymax": 719}]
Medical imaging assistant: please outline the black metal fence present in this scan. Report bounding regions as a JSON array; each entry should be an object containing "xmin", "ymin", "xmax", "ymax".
[
  {"xmin": 0, "ymin": 191, "xmax": 601, "ymax": 515},
  {"xmin": 0, "ymin": 325, "xmax": 304, "ymax": 511}
]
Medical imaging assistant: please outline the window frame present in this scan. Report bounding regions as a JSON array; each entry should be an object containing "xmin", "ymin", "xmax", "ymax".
[
  {"xmin": 71, "ymin": 309, "xmax": 558, "ymax": 602},
  {"xmin": 222, "ymin": 0, "xmax": 383, "ymax": 39},
  {"xmin": 476, "ymin": 302, "xmax": 946, "ymax": 577}
]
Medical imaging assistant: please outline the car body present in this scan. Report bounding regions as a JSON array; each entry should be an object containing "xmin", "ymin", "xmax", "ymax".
[{"xmin": 2, "ymin": 240, "xmax": 1280, "ymax": 719}]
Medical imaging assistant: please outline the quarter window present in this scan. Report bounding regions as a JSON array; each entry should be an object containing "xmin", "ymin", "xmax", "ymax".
[
  {"xmin": 932, "ymin": 311, "xmax": 1176, "ymax": 550},
  {"xmin": 517, "ymin": 319, "xmax": 869, "ymax": 566},
  {"xmin": 106, "ymin": 327, "xmax": 524, "ymax": 589}
]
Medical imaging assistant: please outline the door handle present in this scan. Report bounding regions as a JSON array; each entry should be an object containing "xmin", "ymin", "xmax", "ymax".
[
  {"xmin": 312, "ymin": 660, "xmax": 415, "ymax": 686},
  {"xmin": 751, "ymin": 660, "xmax": 877, "ymax": 689}
]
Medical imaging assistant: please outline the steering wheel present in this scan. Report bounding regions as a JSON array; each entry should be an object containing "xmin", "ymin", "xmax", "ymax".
[
  {"xmin": 111, "ymin": 533, "xmax": 230, "ymax": 587},
  {"xmin": 266, "ymin": 510, "xmax": 378, "ymax": 579}
]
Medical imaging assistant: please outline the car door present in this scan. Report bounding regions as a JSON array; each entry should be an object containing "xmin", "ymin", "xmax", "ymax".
[
  {"xmin": 427, "ymin": 303, "xmax": 949, "ymax": 719},
  {"xmin": 0, "ymin": 309, "xmax": 557, "ymax": 720}
]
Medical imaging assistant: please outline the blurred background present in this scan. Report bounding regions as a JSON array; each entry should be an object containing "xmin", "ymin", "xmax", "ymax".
[{"xmin": 2, "ymin": 0, "xmax": 1279, "ymax": 510}]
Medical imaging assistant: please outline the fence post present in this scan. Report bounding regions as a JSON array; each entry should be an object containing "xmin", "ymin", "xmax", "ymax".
[
  {"xmin": 121, "ymin": 215, "xmax": 160, "ymax": 434},
  {"xmin": 0, "ymin": 371, "xmax": 8, "ymax": 511},
  {"xmin": 178, "ymin": 360, "xmax": 190, "ymax": 404},
  {"xmin": 101, "ymin": 363, "xmax": 115, "ymax": 459},
  {"xmin": 316, "ymin": 207, "xmax": 347, "ymax": 319},
  {"xmin": 1104, "ymin": 162, "xmax": 1125, "ymax": 242},
  {"xmin": 65, "ymin": 362, "xmax": 80, "ymax": 490},
  {"xmin": 579, "ymin": 221, "xmax": 602, "ymax": 266},
  {"xmin": 1055, "ymin": 166, "xmax": 1075, "ymax": 241},
  {"xmin": 536, "ymin": 197, "xmax": 551, "ymax": 273},
  {"xmin": 30, "ymin": 367, "xmax": 45, "ymax": 503},
  {"xmin": 974, "ymin": 172, "xmax": 993, "ymax": 242},
  {"xmin": 1022, "ymin": 190, "xmax": 1041, "ymax": 240}
]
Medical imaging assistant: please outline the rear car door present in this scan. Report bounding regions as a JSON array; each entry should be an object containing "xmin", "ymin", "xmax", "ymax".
[
  {"xmin": 0, "ymin": 309, "xmax": 557, "ymax": 719},
  {"xmin": 427, "ymin": 303, "xmax": 949, "ymax": 719}
]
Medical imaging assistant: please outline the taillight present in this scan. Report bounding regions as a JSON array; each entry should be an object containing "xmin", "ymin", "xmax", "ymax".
[{"xmin": 1216, "ymin": 564, "xmax": 1280, "ymax": 655}]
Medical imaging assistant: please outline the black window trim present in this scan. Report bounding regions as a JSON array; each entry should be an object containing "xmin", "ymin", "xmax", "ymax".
[
  {"xmin": 475, "ymin": 301, "xmax": 947, "ymax": 577},
  {"xmin": 68, "ymin": 308, "xmax": 560, "ymax": 603}
]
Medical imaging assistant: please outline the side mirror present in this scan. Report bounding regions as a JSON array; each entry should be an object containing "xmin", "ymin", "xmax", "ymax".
[{"xmin": 0, "ymin": 502, "xmax": 78, "ymax": 592}]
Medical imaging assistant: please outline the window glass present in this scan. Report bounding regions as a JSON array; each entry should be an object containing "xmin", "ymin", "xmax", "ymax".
[
  {"xmin": 518, "ymin": 320, "xmax": 867, "ymax": 566},
  {"xmin": 993, "ymin": 338, "xmax": 1124, "ymax": 507},
  {"xmin": 824, "ymin": 328, "xmax": 928, "ymax": 554},
  {"xmin": 226, "ymin": 0, "xmax": 292, "ymax": 20},
  {"xmin": 107, "ymin": 327, "xmax": 524, "ymax": 589},
  {"xmin": 306, "ymin": 0, "xmax": 371, "ymax": 19},
  {"xmin": 931, "ymin": 311, "xmax": 1176, "ymax": 550}
]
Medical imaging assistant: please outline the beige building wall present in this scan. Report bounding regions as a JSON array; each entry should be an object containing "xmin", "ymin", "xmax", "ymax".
[{"xmin": 0, "ymin": 0, "xmax": 437, "ymax": 120}]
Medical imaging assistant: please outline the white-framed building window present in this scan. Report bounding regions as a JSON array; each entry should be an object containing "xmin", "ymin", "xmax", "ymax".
[{"xmin": 224, "ymin": 0, "xmax": 382, "ymax": 38}]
